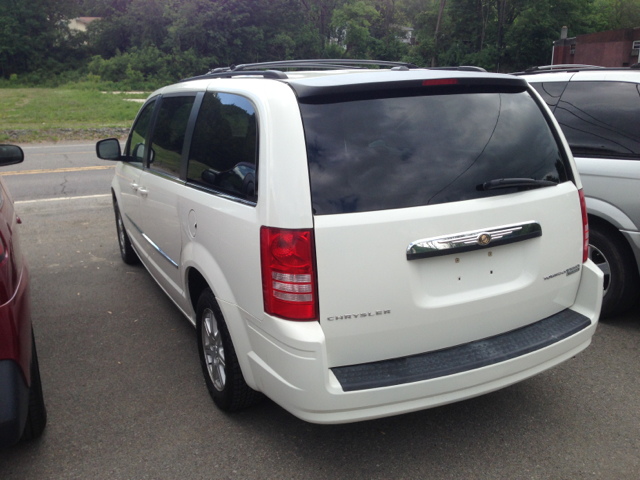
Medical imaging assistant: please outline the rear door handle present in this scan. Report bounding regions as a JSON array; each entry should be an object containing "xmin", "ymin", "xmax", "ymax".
[
  {"xmin": 137, "ymin": 187, "xmax": 149, "ymax": 196},
  {"xmin": 406, "ymin": 221, "xmax": 542, "ymax": 260}
]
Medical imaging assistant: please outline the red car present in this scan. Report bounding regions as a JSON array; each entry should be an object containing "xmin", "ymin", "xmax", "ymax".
[{"xmin": 0, "ymin": 144, "xmax": 46, "ymax": 448}]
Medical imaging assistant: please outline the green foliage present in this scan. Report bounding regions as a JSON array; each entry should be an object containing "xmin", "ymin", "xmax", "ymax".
[
  {"xmin": 404, "ymin": 0, "xmax": 630, "ymax": 71},
  {"xmin": 0, "ymin": 0, "xmax": 637, "ymax": 83},
  {"xmin": 592, "ymin": 0, "xmax": 640, "ymax": 29},
  {"xmin": 331, "ymin": 1, "xmax": 381, "ymax": 57},
  {"xmin": 0, "ymin": 0, "xmax": 84, "ymax": 77},
  {"xmin": 87, "ymin": 46, "xmax": 212, "ymax": 89}
]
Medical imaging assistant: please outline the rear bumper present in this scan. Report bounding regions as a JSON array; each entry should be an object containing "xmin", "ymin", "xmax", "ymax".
[
  {"xmin": 239, "ymin": 260, "xmax": 603, "ymax": 424},
  {"xmin": 0, "ymin": 359, "xmax": 29, "ymax": 448}
]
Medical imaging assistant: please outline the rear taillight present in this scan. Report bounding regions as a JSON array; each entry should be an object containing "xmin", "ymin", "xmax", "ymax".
[
  {"xmin": 579, "ymin": 189, "xmax": 589, "ymax": 262},
  {"xmin": 260, "ymin": 227, "xmax": 318, "ymax": 321}
]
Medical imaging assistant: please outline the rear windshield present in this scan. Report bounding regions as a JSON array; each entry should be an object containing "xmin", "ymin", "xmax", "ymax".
[{"xmin": 299, "ymin": 90, "xmax": 569, "ymax": 215}]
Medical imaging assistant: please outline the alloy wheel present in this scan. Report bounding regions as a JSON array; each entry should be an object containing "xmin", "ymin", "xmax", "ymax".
[
  {"xmin": 117, "ymin": 212, "xmax": 126, "ymax": 254},
  {"xmin": 202, "ymin": 308, "xmax": 226, "ymax": 391}
]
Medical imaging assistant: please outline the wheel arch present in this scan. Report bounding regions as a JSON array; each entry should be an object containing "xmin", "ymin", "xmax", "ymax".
[
  {"xmin": 186, "ymin": 267, "xmax": 208, "ymax": 316},
  {"xmin": 588, "ymin": 214, "xmax": 640, "ymax": 277},
  {"xmin": 585, "ymin": 196, "xmax": 637, "ymax": 231},
  {"xmin": 183, "ymin": 256, "xmax": 258, "ymax": 389}
]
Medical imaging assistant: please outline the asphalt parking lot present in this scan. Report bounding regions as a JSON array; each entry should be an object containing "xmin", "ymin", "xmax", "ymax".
[{"xmin": 0, "ymin": 144, "xmax": 638, "ymax": 479}]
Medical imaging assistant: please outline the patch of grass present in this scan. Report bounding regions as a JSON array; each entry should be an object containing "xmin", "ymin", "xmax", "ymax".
[{"xmin": 0, "ymin": 88, "xmax": 148, "ymax": 131}]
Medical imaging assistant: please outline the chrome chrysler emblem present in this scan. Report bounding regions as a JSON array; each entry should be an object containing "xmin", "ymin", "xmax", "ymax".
[{"xmin": 477, "ymin": 233, "xmax": 492, "ymax": 246}]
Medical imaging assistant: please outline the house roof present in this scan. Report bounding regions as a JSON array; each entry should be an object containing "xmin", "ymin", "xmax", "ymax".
[{"xmin": 76, "ymin": 17, "xmax": 101, "ymax": 25}]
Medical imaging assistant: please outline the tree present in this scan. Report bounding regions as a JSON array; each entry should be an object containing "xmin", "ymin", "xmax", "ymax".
[
  {"xmin": 0, "ymin": 0, "xmax": 79, "ymax": 77},
  {"xmin": 330, "ymin": 1, "xmax": 381, "ymax": 57},
  {"xmin": 299, "ymin": 0, "xmax": 346, "ymax": 49},
  {"xmin": 592, "ymin": 0, "xmax": 640, "ymax": 29}
]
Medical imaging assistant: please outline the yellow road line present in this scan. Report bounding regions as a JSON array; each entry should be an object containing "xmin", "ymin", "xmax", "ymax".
[
  {"xmin": 29, "ymin": 151, "xmax": 94, "ymax": 156},
  {"xmin": 0, "ymin": 165, "xmax": 115, "ymax": 176}
]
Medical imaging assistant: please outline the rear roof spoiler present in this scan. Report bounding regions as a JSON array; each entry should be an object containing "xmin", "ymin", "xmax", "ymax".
[{"xmin": 289, "ymin": 76, "xmax": 529, "ymax": 104}]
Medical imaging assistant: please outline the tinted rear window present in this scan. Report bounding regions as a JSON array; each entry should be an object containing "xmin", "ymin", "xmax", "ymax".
[
  {"xmin": 553, "ymin": 81, "xmax": 640, "ymax": 159},
  {"xmin": 300, "ymin": 90, "xmax": 569, "ymax": 215},
  {"xmin": 530, "ymin": 82, "xmax": 568, "ymax": 110}
]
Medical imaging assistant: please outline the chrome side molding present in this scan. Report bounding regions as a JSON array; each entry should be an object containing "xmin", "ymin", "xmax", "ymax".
[
  {"xmin": 407, "ymin": 221, "xmax": 542, "ymax": 261},
  {"xmin": 125, "ymin": 213, "xmax": 179, "ymax": 268}
]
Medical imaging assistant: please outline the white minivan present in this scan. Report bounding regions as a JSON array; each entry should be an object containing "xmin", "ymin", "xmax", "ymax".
[
  {"xmin": 519, "ymin": 66, "xmax": 640, "ymax": 318},
  {"xmin": 96, "ymin": 60, "xmax": 603, "ymax": 424}
]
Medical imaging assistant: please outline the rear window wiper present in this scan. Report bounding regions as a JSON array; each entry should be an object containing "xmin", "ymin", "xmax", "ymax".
[{"xmin": 477, "ymin": 178, "xmax": 558, "ymax": 191}]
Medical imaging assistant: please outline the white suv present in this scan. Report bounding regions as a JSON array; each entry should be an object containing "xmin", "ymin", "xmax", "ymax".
[{"xmin": 96, "ymin": 60, "xmax": 603, "ymax": 424}]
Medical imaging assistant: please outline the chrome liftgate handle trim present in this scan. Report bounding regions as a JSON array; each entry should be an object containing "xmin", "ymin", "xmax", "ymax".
[{"xmin": 406, "ymin": 221, "xmax": 542, "ymax": 261}]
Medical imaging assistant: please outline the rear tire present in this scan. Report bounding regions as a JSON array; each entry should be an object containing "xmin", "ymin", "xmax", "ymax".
[
  {"xmin": 196, "ymin": 288, "xmax": 262, "ymax": 412},
  {"xmin": 589, "ymin": 226, "xmax": 640, "ymax": 317},
  {"xmin": 21, "ymin": 330, "xmax": 47, "ymax": 441},
  {"xmin": 113, "ymin": 199, "xmax": 139, "ymax": 265}
]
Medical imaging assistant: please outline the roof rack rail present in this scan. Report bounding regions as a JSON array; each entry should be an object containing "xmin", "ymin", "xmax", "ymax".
[
  {"xmin": 179, "ymin": 59, "xmax": 490, "ymax": 83},
  {"xmin": 180, "ymin": 69, "xmax": 289, "ymax": 83},
  {"xmin": 511, "ymin": 64, "xmax": 606, "ymax": 75},
  {"xmin": 532, "ymin": 64, "xmax": 603, "ymax": 71},
  {"xmin": 212, "ymin": 59, "xmax": 420, "ymax": 73},
  {"xmin": 180, "ymin": 59, "xmax": 421, "ymax": 83},
  {"xmin": 428, "ymin": 66, "xmax": 487, "ymax": 72}
]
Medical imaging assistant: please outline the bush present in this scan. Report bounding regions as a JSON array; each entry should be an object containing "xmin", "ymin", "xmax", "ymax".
[{"xmin": 86, "ymin": 46, "xmax": 213, "ymax": 89}]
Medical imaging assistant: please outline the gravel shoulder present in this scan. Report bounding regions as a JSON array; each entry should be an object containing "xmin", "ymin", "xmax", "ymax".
[{"xmin": 0, "ymin": 127, "xmax": 130, "ymax": 143}]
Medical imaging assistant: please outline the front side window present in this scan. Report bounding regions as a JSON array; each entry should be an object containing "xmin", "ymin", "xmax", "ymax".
[
  {"xmin": 300, "ymin": 90, "xmax": 569, "ymax": 215},
  {"xmin": 553, "ymin": 81, "xmax": 640, "ymax": 159},
  {"xmin": 126, "ymin": 99, "xmax": 156, "ymax": 167},
  {"xmin": 149, "ymin": 96, "xmax": 195, "ymax": 178},
  {"xmin": 187, "ymin": 93, "xmax": 258, "ymax": 201}
]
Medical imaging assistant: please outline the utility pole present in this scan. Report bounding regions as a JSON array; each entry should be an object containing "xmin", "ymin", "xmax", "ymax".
[{"xmin": 431, "ymin": 0, "xmax": 447, "ymax": 67}]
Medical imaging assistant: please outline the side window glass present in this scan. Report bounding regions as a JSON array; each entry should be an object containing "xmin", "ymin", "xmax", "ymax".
[
  {"xmin": 187, "ymin": 93, "xmax": 258, "ymax": 201},
  {"xmin": 126, "ymin": 99, "xmax": 156, "ymax": 167},
  {"xmin": 530, "ymin": 82, "xmax": 567, "ymax": 110},
  {"xmin": 554, "ymin": 81, "xmax": 640, "ymax": 158},
  {"xmin": 149, "ymin": 96, "xmax": 196, "ymax": 178}
]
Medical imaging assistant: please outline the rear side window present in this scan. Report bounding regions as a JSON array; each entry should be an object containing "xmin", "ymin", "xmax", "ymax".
[
  {"xmin": 530, "ymin": 82, "xmax": 568, "ymax": 110},
  {"xmin": 300, "ymin": 90, "xmax": 569, "ymax": 215},
  {"xmin": 187, "ymin": 93, "xmax": 258, "ymax": 201},
  {"xmin": 149, "ymin": 96, "xmax": 195, "ymax": 178},
  {"xmin": 553, "ymin": 81, "xmax": 640, "ymax": 159}
]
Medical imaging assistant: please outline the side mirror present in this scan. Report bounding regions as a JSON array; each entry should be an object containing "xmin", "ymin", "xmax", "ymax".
[
  {"xmin": 131, "ymin": 143, "xmax": 145, "ymax": 162},
  {"xmin": 96, "ymin": 138, "xmax": 122, "ymax": 160},
  {"xmin": 0, "ymin": 144, "xmax": 24, "ymax": 167},
  {"xmin": 201, "ymin": 169, "xmax": 217, "ymax": 185}
]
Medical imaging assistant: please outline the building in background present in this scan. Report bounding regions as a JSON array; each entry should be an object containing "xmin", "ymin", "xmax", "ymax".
[
  {"xmin": 395, "ymin": 26, "xmax": 415, "ymax": 45},
  {"xmin": 552, "ymin": 27, "xmax": 640, "ymax": 67},
  {"xmin": 68, "ymin": 17, "xmax": 101, "ymax": 33}
]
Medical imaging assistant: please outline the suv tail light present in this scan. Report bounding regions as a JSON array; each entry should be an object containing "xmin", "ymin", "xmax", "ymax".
[
  {"xmin": 578, "ymin": 189, "xmax": 589, "ymax": 262},
  {"xmin": 260, "ymin": 227, "xmax": 318, "ymax": 321}
]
